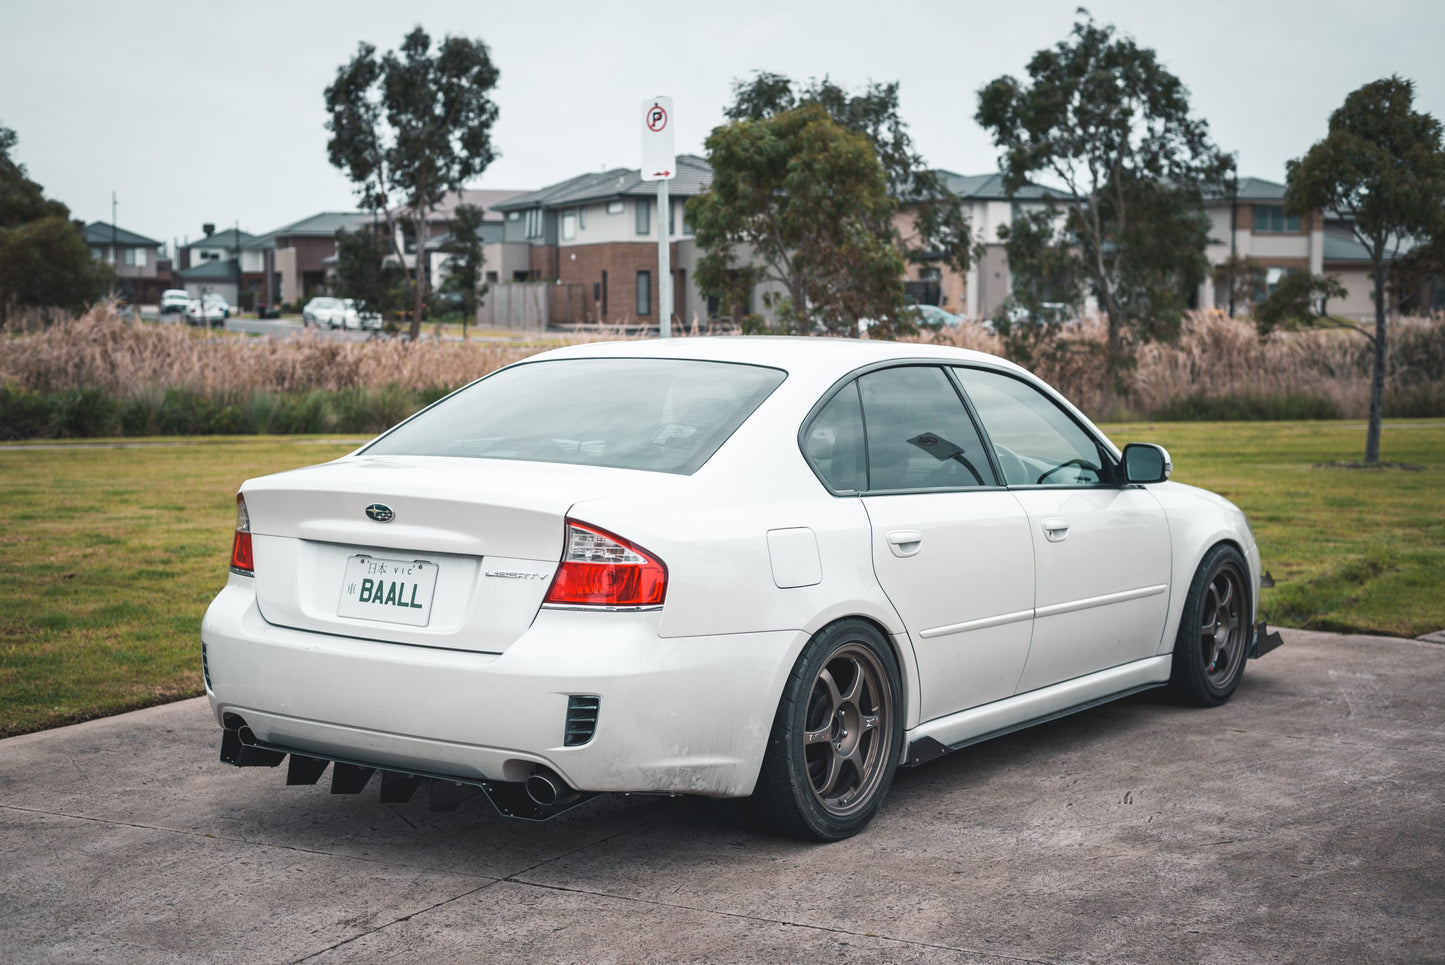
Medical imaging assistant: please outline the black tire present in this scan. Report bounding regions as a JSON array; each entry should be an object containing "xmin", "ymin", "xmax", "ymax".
[
  {"xmin": 750, "ymin": 619, "xmax": 904, "ymax": 841},
  {"xmin": 1168, "ymin": 544, "xmax": 1251, "ymax": 707}
]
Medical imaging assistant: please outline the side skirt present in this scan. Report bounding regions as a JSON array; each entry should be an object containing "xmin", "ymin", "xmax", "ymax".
[{"xmin": 903, "ymin": 654, "xmax": 1172, "ymax": 767}]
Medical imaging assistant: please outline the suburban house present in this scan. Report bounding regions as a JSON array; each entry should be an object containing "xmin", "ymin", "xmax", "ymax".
[
  {"xmin": 897, "ymin": 172, "xmax": 1062, "ymax": 320},
  {"xmin": 82, "ymin": 221, "xmax": 169, "ymax": 303},
  {"xmin": 244, "ymin": 211, "xmax": 376, "ymax": 308},
  {"xmin": 387, "ymin": 188, "xmax": 525, "ymax": 290},
  {"xmin": 1198, "ymin": 177, "xmax": 1430, "ymax": 320},
  {"xmin": 491, "ymin": 155, "xmax": 714, "ymax": 326},
  {"xmin": 177, "ymin": 226, "xmax": 256, "ymax": 306}
]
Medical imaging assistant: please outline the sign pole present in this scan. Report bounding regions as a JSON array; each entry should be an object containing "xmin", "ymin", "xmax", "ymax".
[
  {"xmin": 641, "ymin": 96, "xmax": 675, "ymax": 339},
  {"xmin": 658, "ymin": 177, "xmax": 671, "ymax": 338}
]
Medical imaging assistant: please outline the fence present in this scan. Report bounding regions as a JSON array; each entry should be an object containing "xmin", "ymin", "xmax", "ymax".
[{"xmin": 480, "ymin": 282, "xmax": 591, "ymax": 330}]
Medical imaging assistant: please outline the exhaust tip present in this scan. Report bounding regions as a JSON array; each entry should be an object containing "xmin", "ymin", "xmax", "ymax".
[{"xmin": 524, "ymin": 769, "xmax": 568, "ymax": 807}]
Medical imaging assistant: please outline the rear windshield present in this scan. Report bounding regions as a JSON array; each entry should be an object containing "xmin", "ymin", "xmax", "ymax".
[{"xmin": 362, "ymin": 357, "xmax": 787, "ymax": 474}]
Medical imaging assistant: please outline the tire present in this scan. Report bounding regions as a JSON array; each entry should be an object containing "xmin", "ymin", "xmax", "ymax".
[
  {"xmin": 1168, "ymin": 544, "xmax": 1251, "ymax": 707},
  {"xmin": 750, "ymin": 619, "xmax": 903, "ymax": 841}
]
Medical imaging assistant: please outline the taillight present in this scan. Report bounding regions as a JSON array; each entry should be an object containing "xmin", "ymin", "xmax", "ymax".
[
  {"xmin": 544, "ymin": 520, "xmax": 666, "ymax": 608},
  {"xmin": 230, "ymin": 493, "xmax": 253, "ymax": 576}
]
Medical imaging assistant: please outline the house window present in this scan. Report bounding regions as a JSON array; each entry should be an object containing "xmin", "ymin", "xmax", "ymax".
[
  {"xmin": 135, "ymin": 247, "xmax": 147, "ymax": 267},
  {"xmin": 507, "ymin": 211, "xmax": 520, "ymax": 221},
  {"xmin": 525, "ymin": 208, "xmax": 543, "ymax": 239},
  {"xmin": 607, "ymin": 200, "xmax": 623, "ymax": 215},
  {"xmin": 485, "ymin": 271, "xmax": 498, "ymax": 283},
  {"xmin": 90, "ymin": 246, "xmax": 103, "ymax": 261},
  {"xmin": 578, "ymin": 207, "xmax": 586, "ymax": 230},
  {"xmin": 1263, "ymin": 266, "xmax": 1293, "ymax": 297},
  {"xmin": 636, "ymin": 200, "xmax": 650, "ymax": 236},
  {"xmin": 669, "ymin": 202, "xmax": 675, "ymax": 236},
  {"xmin": 682, "ymin": 204, "xmax": 692, "ymax": 235},
  {"xmin": 601, "ymin": 269, "xmax": 608, "ymax": 316},
  {"xmin": 123, "ymin": 248, "xmax": 136, "ymax": 266},
  {"xmin": 636, "ymin": 270, "xmax": 651, "ymax": 316},
  {"xmin": 561, "ymin": 210, "xmax": 576, "ymax": 241},
  {"xmin": 1254, "ymin": 205, "xmax": 1300, "ymax": 233}
]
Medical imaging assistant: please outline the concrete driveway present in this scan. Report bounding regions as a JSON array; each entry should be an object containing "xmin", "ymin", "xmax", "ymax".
[{"xmin": 2, "ymin": 628, "xmax": 1440, "ymax": 964}]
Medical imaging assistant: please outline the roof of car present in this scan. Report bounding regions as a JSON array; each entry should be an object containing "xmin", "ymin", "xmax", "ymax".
[{"xmin": 530, "ymin": 336, "xmax": 1023, "ymax": 378}]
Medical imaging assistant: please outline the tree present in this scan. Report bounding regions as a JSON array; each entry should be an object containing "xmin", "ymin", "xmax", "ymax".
[
  {"xmin": 722, "ymin": 73, "xmax": 975, "ymax": 314},
  {"xmin": 324, "ymin": 27, "xmax": 500, "ymax": 340},
  {"xmin": 1211, "ymin": 254, "xmax": 1268, "ymax": 316},
  {"xmin": 688, "ymin": 103, "xmax": 907, "ymax": 336},
  {"xmin": 444, "ymin": 203, "xmax": 486, "ymax": 340},
  {"xmin": 334, "ymin": 224, "xmax": 404, "ymax": 323},
  {"xmin": 976, "ymin": 12, "xmax": 1235, "ymax": 393},
  {"xmin": 1285, "ymin": 76, "xmax": 1445, "ymax": 464},
  {"xmin": 0, "ymin": 124, "xmax": 108, "ymax": 320},
  {"xmin": 1252, "ymin": 271, "xmax": 1349, "ymax": 336}
]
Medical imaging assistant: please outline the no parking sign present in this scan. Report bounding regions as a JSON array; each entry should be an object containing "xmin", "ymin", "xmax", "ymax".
[{"xmin": 641, "ymin": 96, "xmax": 674, "ymax": 181}]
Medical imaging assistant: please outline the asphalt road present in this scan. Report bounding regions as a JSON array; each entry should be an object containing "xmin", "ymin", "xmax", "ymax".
[{"xmin": 1, "ymin": 628, "xmax": 1440, "ymax": 964}]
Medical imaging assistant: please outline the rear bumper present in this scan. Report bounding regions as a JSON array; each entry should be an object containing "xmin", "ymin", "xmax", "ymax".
[{"xmin": 201, "ymin": 582, "xmax": 803, "ymax": 798}]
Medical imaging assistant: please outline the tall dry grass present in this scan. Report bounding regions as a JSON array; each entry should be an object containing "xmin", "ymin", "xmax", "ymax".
[
  {"xmin": 0, "ymin": 302, "xmax": 548, "ymax": 399},
  {"xmin": 924, "ymin": 310, "xmax": 1444, "ymax": 420},
  {"xmin": 2, "ymin": 303, "xmax": 1442, "ymax": 430}
]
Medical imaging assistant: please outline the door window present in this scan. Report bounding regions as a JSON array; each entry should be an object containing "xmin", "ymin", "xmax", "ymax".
[
  {"xmin": 954, "ymin": 367, "xmax": 1113, "ymax": 487},
  {"xmin": 858, "ymin": 366, "xmax": 995, "ymax": 491}
]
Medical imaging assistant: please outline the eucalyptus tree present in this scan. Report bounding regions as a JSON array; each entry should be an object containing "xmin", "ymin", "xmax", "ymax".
[{"xmin": 324, "ymin": 27, "xmax": 500, "ymax": 339}]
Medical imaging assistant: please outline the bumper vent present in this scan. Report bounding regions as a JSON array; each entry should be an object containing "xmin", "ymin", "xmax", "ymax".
[
  {"xmin": 564, "ymin": 695, "xmax": 601, "ymax": 746},
  {"xmin": 201, "ymin": 642, "xmax": 211, "ymax": 690}
]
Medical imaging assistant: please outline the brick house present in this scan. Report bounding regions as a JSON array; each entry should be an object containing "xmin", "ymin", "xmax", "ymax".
[
  {"xmin": 491, "ymin": 155, "xmax": 714, "ymax": 326},
  {"xmin": 244, "ymin": 212, "xmax": 377, "ymax": 308},
  {"xmin": 82, "ymin": 222, "xmax": 170, "ymax": 303}
]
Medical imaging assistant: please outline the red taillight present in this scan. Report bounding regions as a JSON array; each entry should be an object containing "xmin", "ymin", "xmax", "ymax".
[
  {"xmin": 544, "ymin": 520, "xmax": 667, "ymax": 608},
  {"xmin": 230, "ymin": 493, "xmax": 253, "ymax": 575}
]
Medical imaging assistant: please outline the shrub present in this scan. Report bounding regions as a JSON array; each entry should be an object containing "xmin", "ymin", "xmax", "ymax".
[{"xmin": 1156, "ymin": 392, "xmax": 1342, "ymax": 421}]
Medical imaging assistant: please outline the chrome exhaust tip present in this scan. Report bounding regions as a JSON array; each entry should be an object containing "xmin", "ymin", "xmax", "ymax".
[{"xmin": 524, "ymin": 769, "xmax": 569, "ymax": 807}]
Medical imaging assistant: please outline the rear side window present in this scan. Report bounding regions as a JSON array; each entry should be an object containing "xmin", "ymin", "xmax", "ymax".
[
  {"xmin": 363, "ymin": 358, "xmax": 786, "ymax": 475},
  {"xmin": 802, "ymin": 383, "xmax": 866, "ymax": 492}
]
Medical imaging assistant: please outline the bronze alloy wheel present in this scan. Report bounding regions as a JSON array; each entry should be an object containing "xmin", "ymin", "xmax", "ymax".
[
  {"xmin": 1199, "ymin": 560, "xmax": 1246, "ymax": 688},
  {"xmin": 752, "ymin": 619, "xmax": 903, "ymax": 840},
  {"xmin": 1169, "ymin": 544, "xmax": 1252, "ymax": 707},
  {"xmin": 802, "ymin": 642, "xmax": 894, "ymax": 818}
]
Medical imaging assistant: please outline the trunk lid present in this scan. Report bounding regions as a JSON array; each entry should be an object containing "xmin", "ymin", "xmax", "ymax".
[{"xmin": 242, "ymin": 455, "xmax": 675, "ymax": 652}]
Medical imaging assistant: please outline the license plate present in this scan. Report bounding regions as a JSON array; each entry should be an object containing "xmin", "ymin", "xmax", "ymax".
[{"xmin": 338, "ymin": 555, "xmax": 438, "ymax": 627}]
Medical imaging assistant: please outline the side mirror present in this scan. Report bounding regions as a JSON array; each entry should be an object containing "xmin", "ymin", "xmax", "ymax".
[{"xmin": 1122, "ymin": 443, "xmax": 1172, "ymax": 484}]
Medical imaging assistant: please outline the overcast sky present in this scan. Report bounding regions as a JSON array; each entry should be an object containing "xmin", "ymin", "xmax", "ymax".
[{"xmin": 3, "ymin": 0, "xmax": 1442, "ymax": 252}]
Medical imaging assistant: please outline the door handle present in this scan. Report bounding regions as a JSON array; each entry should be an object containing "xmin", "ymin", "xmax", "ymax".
[
  {"xmin": 1041, "ymin": 518, "xmax": 1069, "ymax": 542},
  {"xmin": 887, "ymin": 530, "xmax": 923, "ymax": 557}
]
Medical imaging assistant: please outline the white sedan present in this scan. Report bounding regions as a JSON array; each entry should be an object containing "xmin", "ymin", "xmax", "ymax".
[
  {"xmin": 202, "ymin": 338, "xmax": 1276, "ymax": 840},
  {"xmin": 302, "ymin": 296, "xmax": 382, "ymax": 330}
]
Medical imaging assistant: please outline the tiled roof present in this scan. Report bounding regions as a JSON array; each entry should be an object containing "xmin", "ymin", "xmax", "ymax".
[
  {"xmin": 82, "ymin": 222, "xmax": 161, "ymax": 247},
  {"xmin": 262, "ymin": 211, "xmax": 377, "ymax": 240},
  {"xmin": 931, "ymin": 171, "xmax": 1062, "ymax": 201},
  {"xmin": 185, "ymin": 228, "xmax": 253, "ymax": 251},
  {"xmin": 494, "ymin": 155, "xmax": 714, "ymax": 211},
  {"xmin": 1205, "ymin": 177, "xmax": 1289, "ymax": 203},
  {"xmin": 178, "ymin": 258, "xmax": 241, "ymax": 280}
]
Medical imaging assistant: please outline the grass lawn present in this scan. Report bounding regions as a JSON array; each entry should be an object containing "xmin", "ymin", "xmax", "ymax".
[
  {"xmin": 1104, "ymin": 419, "xmax": 1445, "ymax": 638},
  {"xmin": 1, "ymin": 421, "xmax": 1441, "ymax": 739}
]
